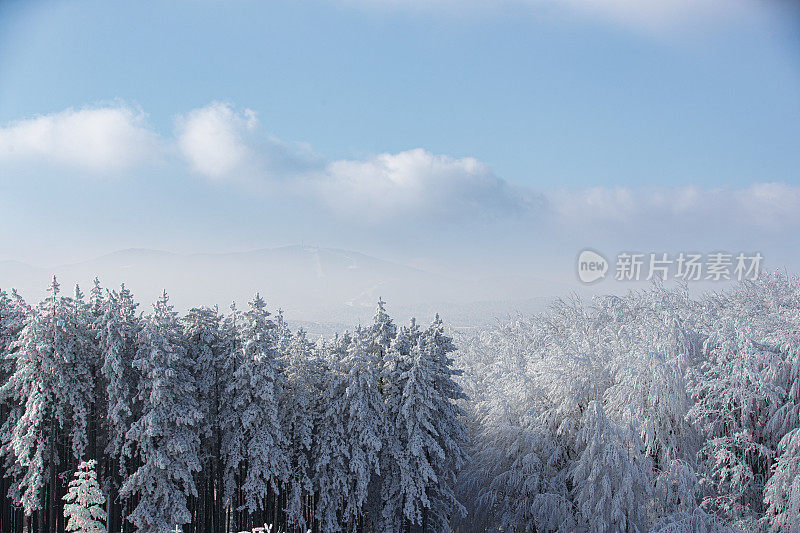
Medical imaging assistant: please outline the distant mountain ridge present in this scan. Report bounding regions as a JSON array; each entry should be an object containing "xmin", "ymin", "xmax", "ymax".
[{"xmin": 0, "ymin": 246, "xmax": 566, "ymax": 328}]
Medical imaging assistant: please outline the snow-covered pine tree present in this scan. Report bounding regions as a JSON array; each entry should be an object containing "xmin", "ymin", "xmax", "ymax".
[
  {"xmin": 0, "ymin": 289, "xmax": 24, "ymax": 390},
  {"xmin": 0, "ymin": 289, "xmax": 29, "ymax": 531},
  {"xmin": 120, "ymin": 291, "xmax": 202, "ymax": 532},
  {"xmin": 355, "ymin": 299, "xmax": 396, "ymax": 530},
  {"xmin": 279, "ymin": 326, "xmax": 320, "ymax": 532},
  {"xmin": 83, "ymin": 278, "xmax": 105, "ymax": 482},
  {"xmin": 219, "ymin": 300, "xmax": 242, "ymax": 521},
  {"xmin": 387, "ymin": 318, "xmax": 468, "ymax": 532},
  {"xmin": 338, "ymin": 326, "xmax": 384, "ymax": 530},
  {"xmin": 98, "ymin": 284, "xmax": 140, "ymax": 465},
  {"xmin": 379, "ymin": 320, "xmax": 420, "ymax": 532},
  {"xmin": 417, "ymin": 315, "xmax": 469, "ymax": 530},
  {"xmin": 63, "ymin": 284, "xmax": 96, "ymax": 462},
  {"xmin": 63, "ymin": 459, "xmax": 106, "ymax": 533},
  {"xmin": 89, "ymin": 278, "xmax": 104, "ymax": 320},
  {"xmin": 368, "ymin": 298, "xmax": 396, "ymax": 363},
  {"xmin": 96, "ymin": 283, "xmax": 140, "ymax": 532},
  {"xmin": 225, "ymin": 294, "xmax": 288, "ymax": 520},
  {"xmin": 274, "ymin": 304, "xmax": 322, "ymax": 531},
  {"xmin": 312, "ymin": 333, "xmax": 351, "ymax": 532},
  {"xmin": 0, "ymin": 288, "xmax": 27, "ymax": 417},
  {"xmin": 183, "ymin": 305, "xmax": 231, "ymax": 533},
  {"xmin": 273, "ymin": 309, "xmax": 293, "ymax": 356},
  {"xmin": 0, "ymin": 277, "xmax": 95, "ymax": 530}
]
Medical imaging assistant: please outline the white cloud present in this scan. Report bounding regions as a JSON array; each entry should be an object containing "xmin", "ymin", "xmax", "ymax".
[
  {"xmin": 175, "ymin": 102, "xmax": 259, "ymax": 180},
  {"xmin": 0, "ymin": 105, "xmax": 158, "ymax": 172},
  {"xmin": 175, "ymin": 102, "xmax": 321, "ymax": 183},
  {"xmin": 319, "ymin": 148, "xmax": 536, "ymax": 221}
]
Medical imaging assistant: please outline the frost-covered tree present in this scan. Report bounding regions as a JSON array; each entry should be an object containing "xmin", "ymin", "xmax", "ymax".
[
  {"xmin": 82, "ymin": 278, "xmax": 106, "ymax": 483},
  {"xmin": 379, "ymin": 320, "xmax": 418, "ymax": 532},
  {"xmin": 455, "ymin": 285, "xmax": 714, "ymax": 532},
  {"xmin": 602, "ymin": 288, "xmax": 699, "ymax": 473},
  {"xmin": 416, "ymin": 316, "xmax": 469, "ymax": 530},
  {"xmin": 764, "ymin": 428, "xmax": 800, "ymax": 533},
  {"xmin": 389, "ymin": 320, "xmax": 467, "ymax": 531},
  {"xmin": 183, "ymin": 305, "xmax": 231, "ymax": 533},
  {"xmin": 653, "ymin": 459, "xmax": 701, "ymax": 520},
  {"xmin": 98, "ymin": 284, "xmax": 140, "ymax": 465},
  {"xmin": 0, "ymin": 277, "xmax": 95, "ymax": 528},
  {"xmin": 453, "ymin": 316, "xmax": 562, "ymax": 532},
  {"xmin": 454, "ymin": 297, "xmax": 613, "ymax": 532},
  {"xmin": 95, "ymin": 283, "xmax": 140, "ymax": 532},
  {"xmin": 64, "ymin": 284, "xmax": 96, "ymax": 462},
  {"xmin": 63, "ymin": 460, "xmax": 106, "ymax": 533},
  {"xmin": 763, "ymin": 427, "xmax": 800, "ymax": 532},
  {"xmin": 688, "ymin": 273, "xmax": 800, "ymax": 526},
  {"xmin": 89, "ymin": 278, "xmax": 104, "ymax": 320},
  {"xmin": 312, "ymin": 333, "xmax": 351, "ymax": 532},
  {"xmin": 121, "ymin": 291, "xmax": 202, "ymax": 532},
  {"xmin": 338, "ymin": 327, "xmax": 384, "ymax": 529},
  {"xmin": 225, "ymin": 294, "xmax": 288, "ymax": 516},
  {"xmin": 0, "ymin": 289, "xmax": 26, "ymax": 390},
  {"xmin": 0, "ymin": 288, "xmax": 27, "ymax": 414},
  {"xmin": 571, "ymin": 400, "xmax": 651, "ymax": 532},
  {"xmin": 368, "ymin": 298, "xmax": 396, "ymax": 362},
  {"xmin": 219, "ymin": 300, "xmax": 243, "ymax": 517},
  {"xmin": 279, "ymin": 326, "xmax": 321, "ymax": 532},
  {"xmin": 0, "ymin": 288, "xmax": 29, "ymax": 529}
]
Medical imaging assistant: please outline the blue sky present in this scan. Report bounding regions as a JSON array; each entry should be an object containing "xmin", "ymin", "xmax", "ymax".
[{"xmin": 0, "ymin": 0, "xmax": 799, "ymax": 279}]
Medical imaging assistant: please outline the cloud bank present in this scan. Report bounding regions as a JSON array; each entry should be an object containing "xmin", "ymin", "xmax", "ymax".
[
  {"xmin": 1, "ymin": 102, "xmax": 798, "ymax": 239},
  {"xmin": 0, "ymin": 105, "xmax": 158, "ymax": 172},
  {"xmin": 547, "ymin": 183, "xmax": 800, "ymax": 232},
  {"xmin": 171, "ymin": 103, "xmax": 533, "ymax": 220},
  {"xmin": 320, "ymin": 149, "xmax": 537, "ymax": 221}
]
